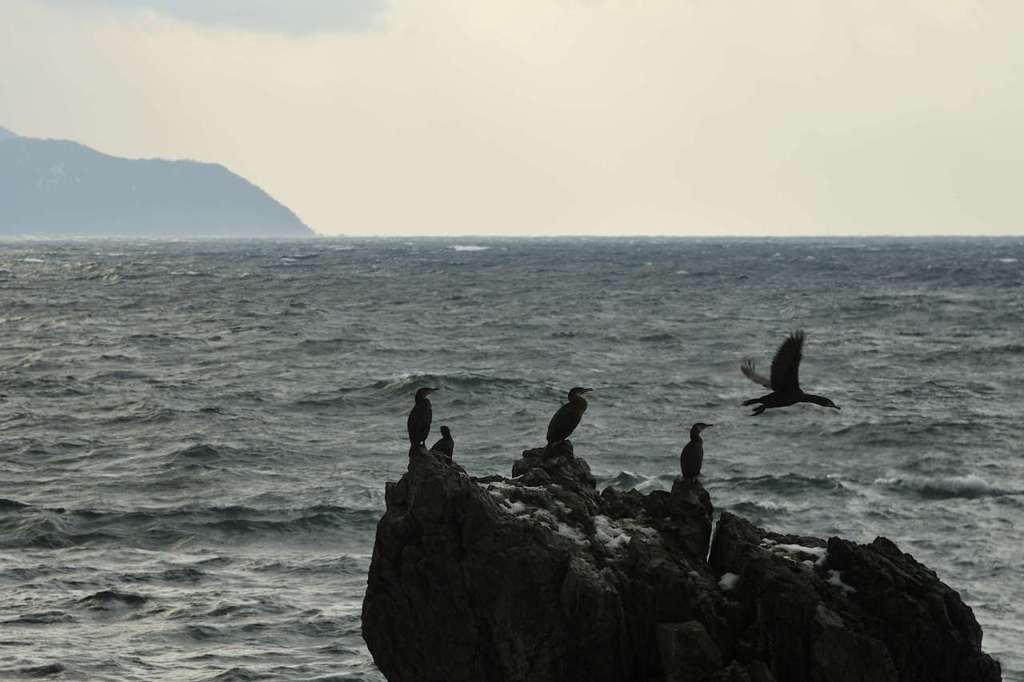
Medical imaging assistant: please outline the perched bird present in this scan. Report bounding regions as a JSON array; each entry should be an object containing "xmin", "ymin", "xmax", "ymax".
[
  {"xmin": 680, "ymin": 422, "xmax": 713, "ymax": 480},
  {"xmin": 546, "ymin": 387, "xmax": 592, "ymax": 446},
  {"xmin": 430, "ymin": 425, "xmax": 454, "ymax": 459},
  {"xmin": 740, "ymin": 331, "xmax": 840, "ymax": 416},
  {"xmin": 407, "ymin": 387, "xmax": 437, "ymax": 446}
]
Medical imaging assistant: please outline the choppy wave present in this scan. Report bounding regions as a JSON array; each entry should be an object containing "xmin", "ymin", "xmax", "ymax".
[
  {"xmin": 4, "ymin": 611, "xmax": 74, "ymax": 625},
  {"xmin": 727, "ymin": 499, "xmax": 807, "ymax": 515},
  {"xmin": 79, "ymin": 590, "xmax": 150, "ymax": 609},
  {"xmin": 3, "ymin": 238, "xmax": 1024, "ymax": 680},
  {"xmin": 8, "ymin": 663, "xmax": 67, "ymax": 678},
  {"xmin": 0, "ymin": 502, "xmax": 381, "ymax": 550},
  {"xmin": 598, "ymin": 470, "xmax": 676, "ymax": 493},
  {"xmin": 874, "ymin": 474, "xmax": 1023, "ymax": 499},
  {"xmin": 719, "ymin": 473, "xmax": 849, "ymax": 495},
  {"xmin": 637, "ymin": 333, "xmax": 677, "ymax": 344},
  {"xmin": 172, "ymin": 444, "xmax": 222, "ymax": 460},
  {"xmin": 298, "ymin": 372, "xmax": 538, "ymax": 405}
]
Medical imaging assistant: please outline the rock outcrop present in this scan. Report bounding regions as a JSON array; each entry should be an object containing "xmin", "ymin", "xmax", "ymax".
[{"xmin": 362, "ymin": 445, "xmax": 1001, "ymax": 682}]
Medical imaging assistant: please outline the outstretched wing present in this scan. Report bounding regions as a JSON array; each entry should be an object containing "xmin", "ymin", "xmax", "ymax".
[
  {"xmin": 770, "ymin": 330, "xmax": 804, "ymax": 392},
  {"xmin": 740, "ymin": 359, "xmax": 772, "ymax": 388}
]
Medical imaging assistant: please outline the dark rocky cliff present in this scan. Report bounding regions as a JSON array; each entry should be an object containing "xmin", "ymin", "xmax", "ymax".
[{"xmin": 362, "ymin": 444, "xmax": 1001, "ymax": 682}]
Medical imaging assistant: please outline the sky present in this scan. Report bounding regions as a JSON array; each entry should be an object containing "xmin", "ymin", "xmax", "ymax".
[{"xmin": 1, "ymin": 0, "xmax": 1022, "ymax": 236}]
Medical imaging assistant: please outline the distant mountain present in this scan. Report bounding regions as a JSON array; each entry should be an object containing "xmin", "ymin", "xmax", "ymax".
[{"xmin": 0, "ymin": 128, "xmax": 314, "ymax": 238}]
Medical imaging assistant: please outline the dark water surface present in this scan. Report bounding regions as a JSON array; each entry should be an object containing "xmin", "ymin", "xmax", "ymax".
[{"xmin": 1, "ymin": 238, "xmax": 1022, "ymax": 680}]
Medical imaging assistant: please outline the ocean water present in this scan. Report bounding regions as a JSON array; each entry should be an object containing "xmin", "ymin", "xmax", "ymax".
[{"xmin": 0, "ymin": 237, "xmax": 1022, "ymax": 681}]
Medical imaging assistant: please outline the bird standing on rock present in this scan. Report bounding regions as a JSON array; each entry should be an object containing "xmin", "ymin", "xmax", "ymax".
[
  {"xmin": 407, "ymin": 387, "xmax": 437, "ymax": 447},
  {"xmin": 546, "ymin": 387, "xmax": 592, "ymax": 448},
  {"xmin": 740, "ymin": 331, "xmax": 840, "ymax": 416},
  {"xmin": 431, "ymin": 425, "xmax": 454, "ymax": 459},
  {"xmin": 680, "ymin": 423, "xmax": 713, "ymax": 480}
]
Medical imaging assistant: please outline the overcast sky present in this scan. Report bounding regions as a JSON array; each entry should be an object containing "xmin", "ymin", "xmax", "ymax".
[{"xmin": 1, "ymin": 0, "xmax": 1021, "ymax": 236}]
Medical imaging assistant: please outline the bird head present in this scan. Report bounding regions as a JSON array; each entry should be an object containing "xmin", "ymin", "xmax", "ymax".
[
  {"xmin": 690, "ymin": 422, "xmax": 713, "ymax": 439},
  {"xmin": 415, "ymin": 387, "xmax": 437, "ymax": 400},
  {"xmin": 440, "ymin": 425, "xmax": 452, "ymax": 438},
  {"xmin": 568, "ymin": 387, "xmax": 593, "ymax": 400}
]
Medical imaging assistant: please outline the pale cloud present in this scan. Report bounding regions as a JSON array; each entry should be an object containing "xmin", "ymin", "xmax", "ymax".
[
  {"xmin": 1, "ymin": 0, "xmax": 1022, "ymax": 236},
  {"xmin": 40, "ymin": 0, "xmax": 388, "ymax": 34}
]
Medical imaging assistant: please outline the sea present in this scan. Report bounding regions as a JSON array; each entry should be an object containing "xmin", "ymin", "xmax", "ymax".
[{"xmin": 0, "ymin": 237, "xmax": 1021, "ymax": 681}]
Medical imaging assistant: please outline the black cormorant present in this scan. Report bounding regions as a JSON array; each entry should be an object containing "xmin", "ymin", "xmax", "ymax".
[
  {"xmin": 430, "ymin": 425, "xmax": 454, "ymax": 459},
  {"xmin": 407, "ymin": 387, "xmax": 437, "ymax": 446},
  {"xmin": 546, "ymin": 387, "xmax": 592, "ymax": 446},
  {"xmin": 680, "ymin": 422, "xmax": 713, "ymax": 480},
  {"xmin": 740, "ymin": 331, "xmax": 840, "ymax": 416}
]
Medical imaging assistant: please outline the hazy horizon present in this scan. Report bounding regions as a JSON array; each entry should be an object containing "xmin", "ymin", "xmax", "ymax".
[
  {"xmin": 2, "ymin": 1, "xmax": 1022, "ymax": 237},
  {"xmin": 4, "ymin": 231, "xmax": 1024, "ymax": 241}
]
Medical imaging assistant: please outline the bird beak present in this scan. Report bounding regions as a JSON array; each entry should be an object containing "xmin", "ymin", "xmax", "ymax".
[
  {"xmin": 832, "ymin": 405, "xmax": 841, "ymax": 410},
  {"xmin": 582, "ymin": 388, "xmax": 593, "ymax": 393}
]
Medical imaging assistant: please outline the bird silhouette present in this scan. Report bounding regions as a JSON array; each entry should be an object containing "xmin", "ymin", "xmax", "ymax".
[
  {"xmin": 740, "ymin": 331, "xmax": 840, "ymax": 416},
  {"xmin": 407, "ymin": 387, "xmax": 437, "ymax": 446},
  {"xmin": 680, "ymin": 422, "xmax": 713, "ymax": 480},
  {"xmin": 546, "ymin": 387, "xmax": 592, "ymax": 447},
  {"xmin": 430, "ymin": 425, "xmax": 454, "ymax": 459}
]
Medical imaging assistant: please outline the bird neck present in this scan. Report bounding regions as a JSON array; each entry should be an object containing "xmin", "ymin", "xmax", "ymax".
[
  {"xmin": 570, "ymin": 394, "xmax": 588, "ymax": 408},
  {"xmin": 689, "ymin": 428, "xmax": 702, "ymax": 441}
]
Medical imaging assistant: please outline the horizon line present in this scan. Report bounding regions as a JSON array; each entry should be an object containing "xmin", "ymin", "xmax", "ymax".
[{"xmin": 3, "ymin": 233, "xmax": 1024, "ymax": 242}]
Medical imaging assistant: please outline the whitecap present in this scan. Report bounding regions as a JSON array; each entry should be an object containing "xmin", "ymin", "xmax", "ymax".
[
  {"xmin": 451, "ymin": 245, "xmax": 489, "ymax": 252},
  {"xmin": 600, "ymin": 470, "xmax": 647, "ymax": 489},
  {"xmin": 874, "ymin": 473, "xmax": 1019, "ymax": 498},
  {"xmin": 598, "ymin": 470, "xmax": 674, "ymax": 494},
  {"xmin": 736, "ymin": 499, "xmax": 788, "ymax": 513},
  {"xmin": 995, "ymin": 258, "xmax": 1018, "ymax": 264}
]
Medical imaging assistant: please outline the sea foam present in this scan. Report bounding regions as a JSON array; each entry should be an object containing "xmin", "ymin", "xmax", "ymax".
[{"xmin": 874, "ymin": 474, "xmax": 1020, "ymax": 499}]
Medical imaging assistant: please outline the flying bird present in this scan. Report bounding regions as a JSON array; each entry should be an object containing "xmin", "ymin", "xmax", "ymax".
[
  {"xmin": 740, "ymin": 331, "xmax": 840, "ymax": 416},
  {"xmin": 407, "ymin": 387, "xmax": 437, "ymax": 446},
  {"xmin": 546, "ymin": 387, "xmax": 592, "ymax": 446},
  {"xmin": 680, "ymin": 422, "xmax": 713, "ymax": 480}
]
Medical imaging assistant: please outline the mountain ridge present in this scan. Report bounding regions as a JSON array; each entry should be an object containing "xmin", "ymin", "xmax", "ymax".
[{"xmin": 0, "ymin": 128, "xmax": 315, "ymax": 238}]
